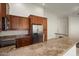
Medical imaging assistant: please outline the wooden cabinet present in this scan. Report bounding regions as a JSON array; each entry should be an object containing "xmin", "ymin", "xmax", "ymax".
[
  {"xmin": 29, "ymin": 15, "xmax": 47, "ymax": 42},
  {"xmin": 9, "ymin": 15, "xmax": 29, "ymax": 30},
  {"xmin": 29, "ymin": 15, "xmax": 43, "ymax": 25},
  {"xmin": 43, "ymin": 19, "xmax": 47, "ymax": 41},
  {"xmin": 0, "ymin": 3, "xmax": 6, "ymax": 31},
  {"xmin": 43, "ymin": 18, "xmax": 47, "ymax": 30},
  {"xmin": 16, "ymin": 36, "xmax": 32, "ymax": 48},
  {"xmin": 9, "ymin": 15, "xmax": 19, "ymax": 30},
  {"xmin": 29, "ymin": 16, "xmax": 38, "ymax": 24},
  {"xmin": 0, "ymin": 3, "xmax": 6, "ymax": 17},
  {"xmin": 19, "ymin": 17, "xmax": 29, "ymax": 30},
  {"xmin": 36, "ymin": 17, "xmax": 43, "ymax": 25}
]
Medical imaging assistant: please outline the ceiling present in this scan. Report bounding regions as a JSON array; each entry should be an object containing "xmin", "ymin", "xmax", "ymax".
[
  {"xmin": 13, "ymin": 3, "xmax": 79, "ymax": 16},
  {"xmin": 42, "ymin": 3, "xmax": 79, "ymax": 16}
]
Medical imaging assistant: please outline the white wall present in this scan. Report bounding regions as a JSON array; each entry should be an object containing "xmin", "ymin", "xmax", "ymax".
[
  {"xmin": 44, "ymin": 9, "xmax": 58, "ymax": 39},
  {"xmin": 45, "ymin": 9, "xmax": 68, "ymax": 39},
  {"xmin": 9, "ymin": 3, "xmax": 44, "ymax": 17},
  {"xmin": 57, "ymin": 16, "xmax": 69, "ymax": 35},
  {"xmin": 69, "ymin": 16, "xmax": 79, "ymax": 41}
]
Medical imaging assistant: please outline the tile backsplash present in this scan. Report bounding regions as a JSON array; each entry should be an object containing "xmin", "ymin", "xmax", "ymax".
[
  {"xmin": 0, "ymin": 30, "xmax": 28, "ymax": 37},
  {"xmin": 0, "ymin": 30, "xmax": 29, "ymax": 40}
]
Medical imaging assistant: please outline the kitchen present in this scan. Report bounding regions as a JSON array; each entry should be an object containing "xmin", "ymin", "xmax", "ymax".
[{"xmin": 0, "ymin": 3, "xmax": 79, "ymax": 56}]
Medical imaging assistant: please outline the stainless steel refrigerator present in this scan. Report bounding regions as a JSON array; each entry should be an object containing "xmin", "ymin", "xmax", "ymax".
[{"xmin": 32, "ymin": 24, "xmax": 43, "ymax": 44}]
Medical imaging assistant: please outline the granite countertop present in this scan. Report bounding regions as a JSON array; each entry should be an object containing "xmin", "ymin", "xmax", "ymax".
[{"xmin": 1, "ymin": 37, "xmax": 76, "ymax": 56}]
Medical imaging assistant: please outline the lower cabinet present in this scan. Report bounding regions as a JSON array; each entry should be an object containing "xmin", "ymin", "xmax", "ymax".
[{"xmin": 16, "ymin": 36, "xmax": 32, "ymax": 48}]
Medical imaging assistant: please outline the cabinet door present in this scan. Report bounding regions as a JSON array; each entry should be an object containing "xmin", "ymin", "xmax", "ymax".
[
  {"xmin": 43, "ymin": 19, "xmax": 47, "ymax": 41},
  {"xmin": 0, "ymin": 4, "xmax": 2, "ymax": 17},
  {"xmin": 43, "ymin": 30, "xmax": 47, "ymax": 41},
  {"xmin": 9, "ymin": 15, "xmax": 29, "ymax": 30},
  {"xmin": 30, "ymin": 16, "xmax": 38, "ymax": 24},
  {"xmin": 21, "ymin": 38, "xmax": 31, "ymax": 46},
  {"xmin": 29, "ymin": 15, "xmax": 43, "ymax": 25},
  {"xmin": 19, "ymin": 17, "xmax": 29, "ymax": 30},
  {"xmin": 43, "ymin": 19, "xmax": 47, "ymax": 30},
  {"xmin": 0, "ymin": 3, "xmax": 6, "ymax": 31},
  {"xmin": 0, "ymin": 3, "xmax": 6, "ymax": 17},
  {"xmin": 37, "ymin": 17, "xmax": 43, "ymax": 24},
  {"xmin": 10, "ymin": 16, "xmax": 20, "ymax": 30},
  {"xmin": 1, "ymin": 4, "xmax": 6, "ymax": 17},
  {"xmin": 16, "ymin": 38, "xmax": 22, "ymax": 48},
  {"xmin": 16, "ymin": 36, "xmax": 32, "ymax": 48}
]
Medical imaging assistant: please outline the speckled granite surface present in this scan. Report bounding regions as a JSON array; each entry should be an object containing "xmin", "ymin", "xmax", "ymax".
[
  {"xmin": 0, "ymin": 37, "xmax": 76, "ymax": 56},
  {"xmin": 0, "ymin": 45, "xmax": 16, "ymax": 56}
]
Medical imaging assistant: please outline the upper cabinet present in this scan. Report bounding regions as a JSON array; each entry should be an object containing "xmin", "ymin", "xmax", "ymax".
[
  {"xmin": 9, "ymin": 15, "xmax": 20, "ymax": 30},
  {"xmin": 8, "ymin": 15, "xmax": 29, "ymax": 30},
  {"xmin": 0, "ymin": 3, "xmax": 6, "ymax": 31},
  {"xmin": 0, "ymin": 3, "xmax": 6, "ymax": 17},
  {"xmin": 19, "ymin": 17, "xmax": 29, "ymax": 30},
  {"xmin": 29, "ymin": 15, "xmax": 43, "ymax": 25}
]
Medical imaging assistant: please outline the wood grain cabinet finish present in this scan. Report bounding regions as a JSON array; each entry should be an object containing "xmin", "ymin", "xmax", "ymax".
[
  {"xmin": 19, "ymin": 17, "xmax": 29, "ymax": 30},
  {"xmin": 8, "ymin": 15, "xmax": 29, "ymax": 30},
  {"xmin": 16, "ymin": 36, "xmax": 32, "ymax": 48},
  {"xmin": 0, "ymin": 3, "xmax": 6, "ymax": 17},
  {"xmin": 43, "ymin": 18, "xmax": 47, "ymax": 30},
  {"xmin": 29, "ymin": 15, "xmax": 43, "ymax": 25},
  {"xmin": 0, "ymin": 3, "xmax": 6, "ymax": 31},
  {"xmin": 9, "ymin": 15, "xmax": 19, "ymax": 30},
  {"xmin": 43, "ymin": 19, "xmax": 47, "ymax": 41},
  {"xmin": 29, "ymin": 15, "xmax": 47, "ymax": 42}
]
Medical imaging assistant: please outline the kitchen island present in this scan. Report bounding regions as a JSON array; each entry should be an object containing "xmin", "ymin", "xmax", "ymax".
[{"xmin": 0, "ymin": 37, "xmax": 76, "ymax": 56}]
